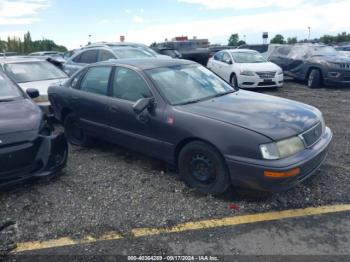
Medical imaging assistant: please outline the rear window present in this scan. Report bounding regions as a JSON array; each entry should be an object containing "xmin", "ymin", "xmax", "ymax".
[
  {"xmin": 4, "ymin": 61, "xmax": 68, "ymax": 83},
  {"xmin": 111, "ymin": 46, "xmax": 156, "ymax": 58}
]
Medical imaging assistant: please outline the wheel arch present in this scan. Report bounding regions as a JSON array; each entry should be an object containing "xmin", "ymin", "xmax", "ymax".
[
  {"xmin": 306, "ymin": 66, "xmax": 323, "ymax": 82},
  {"xmin": 174, "ymin": 137, "xmax": 226, "ymax": 168}
]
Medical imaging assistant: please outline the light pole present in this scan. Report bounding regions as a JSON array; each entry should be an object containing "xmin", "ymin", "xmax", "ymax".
[
  {"xmin": 88, "ymin": 34, "xmax": 92, "ymax": 45},
  {"xmin": 308, "ymin": 27, "xmax": 311, "ymax": 41}
]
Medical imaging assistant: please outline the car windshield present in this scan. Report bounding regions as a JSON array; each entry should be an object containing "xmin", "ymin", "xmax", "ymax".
[
  {"xmin": 147, "ymin": 64, "xmax": 235, "ymax": 105},
  {"xmin": 0, "ymin": 72, "xmax": 22, "ymax": 101},
  {"xmin": 231, "ymin": 52, "xmax": 267, "ymax": 63},
  {"xmin": 112, "ymin": 46, "xmax": 157, "ymax": 58},
  {"xmin": 4, "ymin": 61, "xmax": 68, "ymax": 83}
]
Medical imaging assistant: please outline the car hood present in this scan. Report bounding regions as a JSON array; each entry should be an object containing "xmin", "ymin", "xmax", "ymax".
[
  {"xmin": 177, "ymin": 90, "xmax": 321, "ymax": 141},
  {"xmin": 314, "ymin": 54, "xmax": 350, "ymax": 63},
  {"xmin": 238, "ymin": 62, "xmax": 281, "ymax": 72},
  {"xmin": 0, "ymin": 99, "xmax": 42, "ymax": 135},
  {"xmin": 18, "ymin": 78, "xmax": 69, "ymax": 96}
]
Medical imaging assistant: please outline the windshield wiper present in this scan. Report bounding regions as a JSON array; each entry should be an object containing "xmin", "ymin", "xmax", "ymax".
[
  {"xmin": 177, "ymin": 99, "xmax": 202, "ymax": 105},
  {"xmin": 0, "ymin": 98, "xmax": 15, "ymax": 102},
  {"xmin": 212, "ymin": 90, "xmax": 236, "ymax": 98}
]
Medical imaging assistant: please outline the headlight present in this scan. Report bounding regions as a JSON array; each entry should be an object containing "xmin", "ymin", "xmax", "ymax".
[
  {"xmin": 260, "ymin": 136, "xmax": 305, "ymax": 160},
  {"xmin": 240, "ymin": 70, "xmax": 255, "ymax": 76}
]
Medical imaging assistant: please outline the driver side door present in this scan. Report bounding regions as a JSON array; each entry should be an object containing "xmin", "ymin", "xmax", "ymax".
[{"xmin": 106, "ymin": 66, "xmax": 164, "ymax": 157}]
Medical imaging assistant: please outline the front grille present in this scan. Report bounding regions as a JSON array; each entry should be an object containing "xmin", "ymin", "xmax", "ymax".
[
  {"xmin": 258, "ymin": 81, "xmax": 276, "ymax": 86},
  {"xmin": 339, "ymin": 64, "xmax": 350, "ymax": 70},
  {"xmin": 301, "ymin": 122, "xmax": 323, "ymax": 147},
  {"xmin": 256, "ymin": 71, "xmax": 276, "ymax": 79}
]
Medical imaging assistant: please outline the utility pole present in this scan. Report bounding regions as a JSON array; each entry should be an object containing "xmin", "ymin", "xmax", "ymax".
[{"xmin": 308, "ymin": 27, "xmax": 311, "ymax": 41}]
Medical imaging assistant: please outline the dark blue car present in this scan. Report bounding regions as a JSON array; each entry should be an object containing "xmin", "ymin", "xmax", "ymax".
[{"xmin": 48, "ymin": 58, "xmax": 332, "ymax": 195}]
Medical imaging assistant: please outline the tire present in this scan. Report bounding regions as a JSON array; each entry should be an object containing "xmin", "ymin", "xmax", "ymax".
[
  {"xmin": 230, "ymin": 74, "xmax": 238, "ymax": 88},
  {"xmin": 64, "ymin": 113, "xmax": 92, "ymax": 147},
  {"xmin": 178, "ymin": 141, "xmax": 231, "ymax": 195},
  {"xmin": 307, "ymin": 69, "xmax": 321, "ymax": 88}
]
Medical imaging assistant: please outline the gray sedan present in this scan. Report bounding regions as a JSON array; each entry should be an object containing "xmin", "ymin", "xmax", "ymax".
[{"xmin": 49, "ymin": 58, "xmax": 332, "ymax": 195}]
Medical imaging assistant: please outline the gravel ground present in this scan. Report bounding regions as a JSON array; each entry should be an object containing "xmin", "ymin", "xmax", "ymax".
[{"xmin": 1, "ymin": 81, "xmax": 350, "ymax": 257}]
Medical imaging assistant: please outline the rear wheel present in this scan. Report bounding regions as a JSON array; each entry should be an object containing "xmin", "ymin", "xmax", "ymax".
[
  {"xmin": 178, "ymin": 141, "xmax": 230, "ymax": 195},
  {"xmin": 230, "ymin": 74, "xmax": 238, "ymax": 88},
  {"xmin": 307, "ymin": 69, "xmax": 321, "ymax": 88},
  {"xmin": 64, "ymin": 113, "xmax": 92, "ymax": 147}
]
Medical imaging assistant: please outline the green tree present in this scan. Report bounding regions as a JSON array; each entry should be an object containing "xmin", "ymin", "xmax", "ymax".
[
  {"xmin": 287, "ymin": 37, "xmax": 298, "ymax": 44},
  {"xmin": 228, "ymin": 33, "xmax": 239, "ymax": 46},
  {"xmin": 237, "ymin": 40, "xmax": 246, "ymax": 46},
  {"xmin": 270, "ymin": 34, "xmax": 285, "ymax": 44}
]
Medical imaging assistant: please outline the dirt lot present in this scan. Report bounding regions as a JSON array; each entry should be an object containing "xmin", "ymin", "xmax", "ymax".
[{"xmin": 1, "ymin": 80, "xmax": 350, "ymax": 257}]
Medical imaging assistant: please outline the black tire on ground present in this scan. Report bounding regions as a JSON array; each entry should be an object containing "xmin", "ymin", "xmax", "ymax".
[
  {"xmin": 178, "ymin": 141, "xmax": 231, "ymax": 195},
  {"xmin": 307, "ymin": 69, "xmax": 321, "ymax": 88},
  {"xmin": 64, "ymin": 113, "xmax": 92, "ymax": 147},
  {"xmin": 230, "ymin": 74, "xmax": 238, "ymax": 88}
]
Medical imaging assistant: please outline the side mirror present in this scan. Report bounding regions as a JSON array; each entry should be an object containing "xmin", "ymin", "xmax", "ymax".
[
  {"xmin": 228, "ymin": 60, "xmax": 233, "ymax": 64},
  {"xmin": 133, "ymin": 97, "xmax": 154, "ymax": 115},
  {"xmin": 26, "ymin": 88, "xmax": 40, "ymax": 99}
]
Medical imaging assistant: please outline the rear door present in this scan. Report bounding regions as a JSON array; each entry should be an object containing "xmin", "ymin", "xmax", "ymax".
[{"xmin": 73, "ymin": 66, "xmax": 113, "ymax": 136}]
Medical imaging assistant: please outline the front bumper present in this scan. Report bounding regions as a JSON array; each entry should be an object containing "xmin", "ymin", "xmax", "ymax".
[
  {"xmin": 225, "ymin": 127, "xmax": 332, "ymax": 192},
  {"xmin": 323, "ymin": 68, "xmax": 350, "ymax": 86},
  {"xmin": 238, "ymin": 74, "xmax": 284, "ymax": 88},
  {"xmin": 0, "ymin": 132, "xmax": 68, "ymax": 188}
]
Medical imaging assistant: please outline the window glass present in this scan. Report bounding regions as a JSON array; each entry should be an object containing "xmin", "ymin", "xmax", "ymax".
[
  {"xmin": 4, "ymin": 61, "xmax": 68, "ymax": 83},
  {"xmin": 0, "ymin": 72, "xmax": 22, "ymax": 100},
  {"xmin": 112, "ymin": 67, "xmax": 152, "ymax": 102},
  {"xmin": 80, "ymin": 67, "xmax": 111, "ymax": 95},
  {"xmin": 147, "ymin": 64, "xmax": 235, "ymax": 105},
  {"xmin": 98, "ymin": 50, "xmax": 115, "ymax": 62},
  {"xmin": 222, "ymin": 52, "xmax": 232, "ymax": 64},
  {"xmin": 214, "ymin": 52, "xmax": 223, "ymax": 61},
  {"xmin": 71, "ymin": 70, "xmax": 84, "ymax": 89},
  {"xmin": 111, "ymin": 46, "xmax": 156, "ymax": 58},
  {"xmin": 72, "ymin": 53, "xmax": 82, "ymax": 63},
  {"xmin": 79, "ymin": 50, "xmax": 98, "ymax": 64}
]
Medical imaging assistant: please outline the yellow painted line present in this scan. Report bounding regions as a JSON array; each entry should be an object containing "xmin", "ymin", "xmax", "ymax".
[
  {"xmin": 15, "ymin": 204, "xmax": 350, "ymax": 253},
  {"xmin": 15, "ymin": 231, "xmax": 123, "ymax": 253}
]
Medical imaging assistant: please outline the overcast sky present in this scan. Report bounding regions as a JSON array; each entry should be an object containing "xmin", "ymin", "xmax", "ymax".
[{"xmin": 0, "ymin": 0, "xmax": 349, "ymax": 49}]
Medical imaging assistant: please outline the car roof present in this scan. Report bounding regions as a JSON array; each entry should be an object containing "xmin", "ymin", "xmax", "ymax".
[
  {"xmin": 0, "ymin": 56, "xmax": 47, "ymax": 64},
  {"xmin": 228, "ymin": 49, "xmax": 258, "ymax": 53},
  {"xmin": 94, "ymin": 58, "xmax": 195, "ymax": 70}
]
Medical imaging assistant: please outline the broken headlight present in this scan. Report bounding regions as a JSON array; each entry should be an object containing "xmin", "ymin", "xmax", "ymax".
[
  {"xmin": 39, "ymin": 116, "xmax": 54, "ymax": 136},
  {"xmin": 260, "ymin": 136, "xmax": 305, "ymax": 160}
]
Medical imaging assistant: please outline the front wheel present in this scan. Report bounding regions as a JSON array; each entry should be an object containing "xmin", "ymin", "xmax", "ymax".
[
  {"xmin": 178, "ymin": 141, "xmax": 231, "ymax": 195},
  {"xmin": 64, "ymin": 113, "xmax": 92, "ymax": 147},
  {"xmin": 307, "ymin": 69, "xmax": 321, "ymax": 88}
]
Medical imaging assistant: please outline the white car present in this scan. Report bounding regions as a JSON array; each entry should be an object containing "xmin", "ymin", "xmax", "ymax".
[
  {"xmin": 0, "ymin": 57, "xmax": 69, "ymax": 114},
  {"xmin": 207, "ymin": 49, "xmax": 284, "ymax": 89}
]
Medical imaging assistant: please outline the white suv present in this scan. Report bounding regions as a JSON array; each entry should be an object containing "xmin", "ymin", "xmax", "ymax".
[{"xmin": 207, "ymin": 49, "xmax": 283, "ymax": 89}]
